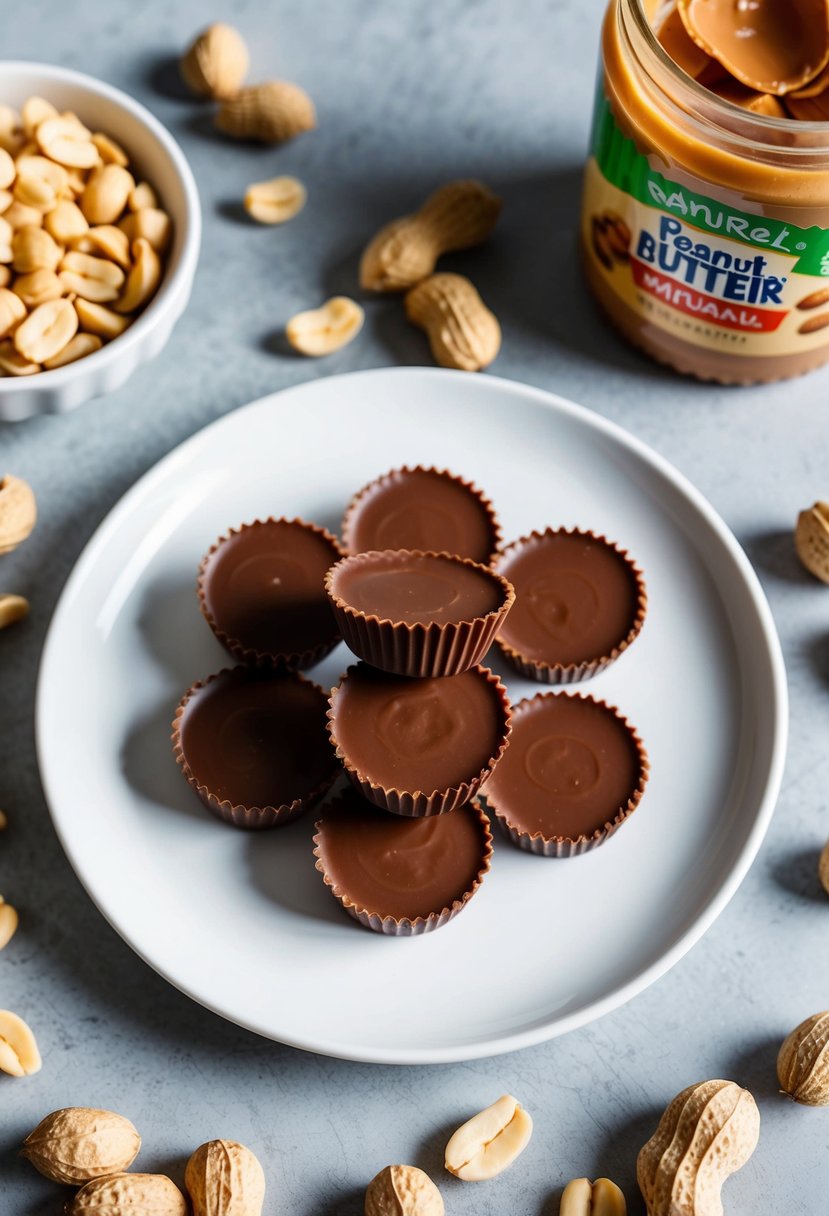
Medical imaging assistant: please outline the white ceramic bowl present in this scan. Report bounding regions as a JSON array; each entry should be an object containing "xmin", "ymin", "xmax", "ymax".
[{"xmin": 0, "ymin": 62, "xmax": 200, "ymax": 422}]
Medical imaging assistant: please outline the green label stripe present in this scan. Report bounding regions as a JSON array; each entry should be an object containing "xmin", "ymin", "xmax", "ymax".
[{"xmin": 592, "ymin": 96, "xmax": 829, "ymax": 276}]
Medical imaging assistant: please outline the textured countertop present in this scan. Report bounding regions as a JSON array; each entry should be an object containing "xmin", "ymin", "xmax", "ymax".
[{"xmin": 3, "ymin": 1, "xmax": 829, "ymax": 1212}]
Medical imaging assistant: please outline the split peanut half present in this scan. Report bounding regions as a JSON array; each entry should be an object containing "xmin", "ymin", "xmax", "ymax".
[
  {"xmin": 59, "ymin": 251, "xmax": 125, "ymax": 303},
  {"xmin": 0, "ymin": 593, "xmax": 30, "ymax": 626},
  {"xmin": 560, "ymin": 1177, "xmax": 627, "ymax": 1216},
  {"xmin": 0, "ymin": 473, "xmax": 36, "ymax": 552},
  {"xmin": 244, "ymin": 176, "xmax": 307, "ymax": 224},
  {"xmin": 0, "ymin": 1009, "xmax": 41, "ymax": 1076},
  {"xmin": 0, "ymin": 896, "xmax": 19, "ymax": 950},
  {"xmin": 285, "ymin": 296, "xmax": 364, "ymax": 355},
  {"xmin": 14, "ymin": 298, "xmax": 78, "ymax": 363},
  {"xmin": 444, "ymin": 1094, "xmax": 533, "ymax": 1181},
  {"xmin": 36, "ymin": 117, "xmax": 99, "ymax": 169}
]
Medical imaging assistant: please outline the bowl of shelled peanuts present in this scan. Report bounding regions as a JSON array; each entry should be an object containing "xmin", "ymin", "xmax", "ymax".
[{"xmin": 0, "ymin": 61, "xmax": 200, "ymax": 421}]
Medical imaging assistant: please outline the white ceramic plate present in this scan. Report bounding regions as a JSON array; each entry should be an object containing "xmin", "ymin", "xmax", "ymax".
[{"xmin": 37, "ymin": 368, "xmax": 787, "ymax": 1064}]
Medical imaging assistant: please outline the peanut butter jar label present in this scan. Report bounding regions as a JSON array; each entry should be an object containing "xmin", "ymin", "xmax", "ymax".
[{"xmin": 582, "ymin": 93, "xmax": 829, "ymax": 356}]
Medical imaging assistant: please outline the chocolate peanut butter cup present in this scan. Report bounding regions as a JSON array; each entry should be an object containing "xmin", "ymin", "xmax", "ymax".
[
  {"xmin": 172, "ymin": 666, "xmax": 340, "ymax": 829},
  {"xmin": 313, "ymin": 789, "xmax": 493, "ymax": 935},
  {"xmin": 198, "ymin": 517, "xmax": 342, "ymax": 670},
  {"xmin": 342, "ymin": 466, "xmax": 501, "ymax": 564},
  {"xmin": 327, "ymin": 661, "xmax": 512, "ymax": 817},
  {"xmin": 483, "ymin": 692, "xmax": 649, "ymax": 857},
  {"xmin": 325, "ymin": 549, "xmax": 515, "ymax": 677},
  {"xmin": 494, "ymin": 528, "xmax": 647, "ymax": 683}
]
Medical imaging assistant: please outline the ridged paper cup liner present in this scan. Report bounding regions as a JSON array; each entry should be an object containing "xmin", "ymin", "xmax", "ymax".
[
  {"xmin": 197, "ymin": 516, "xmax": 342, "ymax": 671},
  {"xmin": 172, "ymin": 667, "xmax": 341, "ymax": 829},
  {"xmin": 341, "ymin": 465, "xmax": 502, "ymax": 565},
  {"xmin": 312, "ymin": 794, "xmax": 494, "ymax": 935},
  {"xmin": 326, "ymin": 662, "xmax": 513, "ymax": 817},
  {"xmin": 484, "ymin": 691, "xmax": 650, "ymax": 857},
  {"xmin": 324, "ymin": 549, "xmax": 515, "ymax": 677},
  {"xmin": 494, "ymin": 527, "xmax": 647, "ymax": 684}
]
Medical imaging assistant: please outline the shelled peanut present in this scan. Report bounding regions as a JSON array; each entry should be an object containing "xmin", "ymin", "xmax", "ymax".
[{"xmin": 0, "ymin": 98, "xmax": 171, "ymax": 375}]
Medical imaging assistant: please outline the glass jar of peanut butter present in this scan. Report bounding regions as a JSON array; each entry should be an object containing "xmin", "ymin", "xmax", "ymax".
[{"xmin": 582, "ymin": 0, "xmax": 829, "ymax": 383}]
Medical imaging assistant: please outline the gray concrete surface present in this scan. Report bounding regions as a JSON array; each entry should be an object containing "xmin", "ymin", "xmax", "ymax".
[{"xmin": 2, "ymin": 0, "xmax": 829, "ymax": 1211}]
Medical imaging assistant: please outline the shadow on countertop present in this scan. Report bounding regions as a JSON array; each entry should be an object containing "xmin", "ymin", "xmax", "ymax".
[
  {"xmin": 741, "ymin": 527, "xmax": 811, "ymax": 586},
  {"xmin": 770, "ymin": 844, "xmax": 829, "ymax": 904},
  {"xmin": 145, "ymin": 53, "xmax": 196, "ymax": 102},
  {"xmin": 726, "ymin": 1034, "xmax": 790, "ymax": 1104}
]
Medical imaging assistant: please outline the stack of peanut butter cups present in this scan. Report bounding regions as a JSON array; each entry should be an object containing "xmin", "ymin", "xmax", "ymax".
[{"xmin": 317, "ymin": 467, "xmax": 515, "ymax": 934}]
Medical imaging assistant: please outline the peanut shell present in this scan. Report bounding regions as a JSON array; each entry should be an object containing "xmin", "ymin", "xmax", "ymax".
[
  {"xmin": 215, "ymin": 81, "xmax": 316, "ymax": 143},
  {"xmin": 637, "ymin": 1079, "xmax": 759, "ymax": 1216},
  {"xmin": 181, "ymin": 23, "xmax": 249, "ymax": 100},
  {"xmin": 360, "ymin": 179, "xmax": 501, "ymax": 292},
  {"xmin": 777, "ymin": 1011, "xmax": 829, "ymax": 1105},
  {"xmin": 68, "ymin": 1173, "xmax": 187, "ymax": 1215},
  {"xmin": 185, "ymin": 1139, "xmax": 266, "ymax": 1216},
  {"xmin": 365, "ymin": 1165, "xmax": 444, "ymax": 1216},
  {"xmin": 795, "ymin": 501, "xmax": 829, "ymax": 582},
  {"xmin": 405, "ymin": 272, "xmax": 500, "ymax": 372},
  {"xmin": 22, "ymin": 1107, "xmax": 141, "ymax": 1185}
]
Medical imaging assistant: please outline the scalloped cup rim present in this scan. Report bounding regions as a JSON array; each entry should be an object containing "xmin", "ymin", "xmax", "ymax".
[
  {"xmin": 340, "ymin": 463, "xmax": 503, "ymax": 565},
  {"xmin": 312, "ymin": 795, "xmax": 495, "ymax": 931},
  {"xmin": 326, "ymin": 661, "xmax": 513, "ymax": 811},
  {"xmin": 197, "ymin": 516, "xmax": 343, "ymax": 670},
  {"xmin": 494, "ymin": 526, "xmax": 648, "ymax": 681},
  {"xmin": 171, "ymin": 666, "xmax": 340, "ymax": 827},
  {"xmin": 483, "ymin": 689, "xmax": 650, "ymax": 850},
  {"xmin": 324, "ymin": 548, "xmax": 516, "ymax": 632}
]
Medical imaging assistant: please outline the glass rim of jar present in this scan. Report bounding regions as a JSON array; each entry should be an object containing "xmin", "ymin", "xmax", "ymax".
[{"xmin": 620, "ymin": 0, "xmax": 829, "ymax": 162}]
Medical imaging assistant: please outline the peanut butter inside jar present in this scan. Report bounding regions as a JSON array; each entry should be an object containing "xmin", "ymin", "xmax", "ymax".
[{"xmin": 582, "ymin": 0, "xmax": 829, "ymax": 383}]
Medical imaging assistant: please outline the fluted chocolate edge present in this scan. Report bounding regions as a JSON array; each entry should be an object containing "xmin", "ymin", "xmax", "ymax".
[
  {"xmin": 326, "ymin": 662, "xmax": 512, "ymax": 817},
  {"xmin": 494, "ymin": 526, "xmax": 647, "ymax": 684},
  {"xmin": 341, "ymin": 464, "xmax": 503, "ymax": 565},
  {"xmin": 312, "ymin": 796, "xmax": 494, "ymax": 935},
  {"xmin": 325, "ymin": 549, "xmax": 515, "ymax": 676},
  {"xmin": 197, "ymin": 516, "xmax": 343, "ymax": 671},
  {"xmin": 485, "ymin": 690, "xmax": 650, "ymax": 856},
  {"xmin": 171, "ymin": 667, "xmax": 341, "ymax": 829}
]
